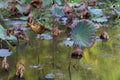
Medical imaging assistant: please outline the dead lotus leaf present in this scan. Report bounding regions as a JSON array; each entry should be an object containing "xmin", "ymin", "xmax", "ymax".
[
  {"xmin": 27, "ymin": 22, "xmax": 48, "ymax": 34},
  {"xmin": 31, "ymin": 0, "xmax": 43, "ymax": 8}
]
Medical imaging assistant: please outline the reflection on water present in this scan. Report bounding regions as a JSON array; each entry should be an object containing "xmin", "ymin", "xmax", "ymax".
[{"xmin": 0, "ymin": 25, "xmax": 120, "ymax": 80}]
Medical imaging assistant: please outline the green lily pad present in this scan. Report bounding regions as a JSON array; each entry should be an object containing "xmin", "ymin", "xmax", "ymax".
[
  {"xmin": 72, "ymin": 19, "xmax": 96, "ymax": 48},
  {"xmin": 0, "ymin": 24, "xmax": 17, "ymax": 42}
]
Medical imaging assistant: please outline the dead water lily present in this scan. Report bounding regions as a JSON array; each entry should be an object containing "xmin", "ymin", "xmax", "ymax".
[
  {"xmin": 52, "ymin": 27, "xmax": 60, "ymax": 37},
  {"xmin": 71, "ymin": 48, "xmax": 83, "ymax": 59},
  {"xmin": 7, "ymin": 24, "xmax": 29, "ymax": 44},
  {"xmin": 100, "ymin": 31, "xmax": 109, "ymax": 41}
]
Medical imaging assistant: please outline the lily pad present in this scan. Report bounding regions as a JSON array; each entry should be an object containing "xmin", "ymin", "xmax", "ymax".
[
  {"xmin": 0, "ymin": 49, "xmax": 12, "ymax": 57},
  {"xmin": 45, "ymin": 73, "xmax": 55, "ymax": 79},
  {"xmin": 72, "ymin": 19, "xmax": 96, "ymax": 48}
]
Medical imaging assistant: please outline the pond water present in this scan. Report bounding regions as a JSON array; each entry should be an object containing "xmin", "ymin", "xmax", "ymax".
[{"xmin": 0, "ymin": 25, "xmax": 120, "ymax": 80}]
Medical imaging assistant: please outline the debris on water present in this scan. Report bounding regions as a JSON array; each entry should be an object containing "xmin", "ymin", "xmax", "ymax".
[
  {"xmin": 63, "ymin": 38, "xmax": 74, "ymax": 46},
  {"xmin": 37, "ymin": 33, "xmax": 53, "ymax": 40},
  {"xmin": 45, "ymin": 73, "xmax": 55, "ymax": 79},
  {"xmin": 29, "ymin": 64, "xmax": 43, "ymax": 69},
  {"xmin": 0, "ymin": 49, "xmax": 12, "ymax": 57},
  {"xmin": 6, "ymin": 20, "xmax": 27, "ymax": 26}
]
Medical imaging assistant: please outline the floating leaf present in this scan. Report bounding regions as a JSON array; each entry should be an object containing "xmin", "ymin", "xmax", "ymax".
[
  {"xmin": 0, "ymin": 49, "xmax": 12, "ymax": 57},
  {"xmin": 72, "ymin": 19, "xmax": 96, "ymax": 48}
]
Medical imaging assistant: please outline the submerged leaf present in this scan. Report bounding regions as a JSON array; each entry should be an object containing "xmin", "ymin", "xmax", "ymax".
[{"xmin": 72, "ymin": 19, "xmax": 96, "ymax": 48}]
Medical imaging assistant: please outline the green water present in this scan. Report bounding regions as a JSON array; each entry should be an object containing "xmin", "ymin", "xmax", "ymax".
[{"xmin": 0, "ymin": 26, "xmax": 120, "ymax": 80}]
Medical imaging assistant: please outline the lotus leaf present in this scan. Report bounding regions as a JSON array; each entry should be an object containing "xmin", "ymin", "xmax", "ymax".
[
  {"xmin": 72, "ymin": 19, "xmax": 96, "ymax": 48},
  {"xmin": 0, "ymin": 25, "xmax": 17, "ymax": 42},
  {"xmin": 51, "ymin": 6, "xmax": 64, "ymax": 17},
  {"xmin": 88, "ymin": 7, "xmax": 103, "ymax": 16},
  {"xmin": 42, "ymin": 0, "xmax": 53, "ymax": 7},
  {"xmin": 56, "ymin": 0, "xmax": 62, "ymax": 5}
]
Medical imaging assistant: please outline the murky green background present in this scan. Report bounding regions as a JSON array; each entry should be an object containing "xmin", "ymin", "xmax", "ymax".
[{"xmin": 0, "ymin": 25, "xmax": 120, "ymax": 80}]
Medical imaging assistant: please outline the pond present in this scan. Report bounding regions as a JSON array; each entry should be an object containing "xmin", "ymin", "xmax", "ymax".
[{"xmin": 0, "ymin": 24, "xmax": 120, "ymax": 80}]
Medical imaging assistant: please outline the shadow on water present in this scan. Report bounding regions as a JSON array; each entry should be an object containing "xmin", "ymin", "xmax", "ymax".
[{"xmin": 9, "ymin": 75, "xmax": 25, "ymax": 80}]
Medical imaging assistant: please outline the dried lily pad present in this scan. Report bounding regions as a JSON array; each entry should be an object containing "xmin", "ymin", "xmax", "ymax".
[
  {"xmin": 0, "ymin": 49, "xmax": 12, "ymax": 57},
  {"xmin": 72, "ymin": 19, "xmax": 96, "ymax": 48}
]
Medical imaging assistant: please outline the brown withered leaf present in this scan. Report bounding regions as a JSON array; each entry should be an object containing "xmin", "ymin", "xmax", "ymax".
[
  {"xmin": 63, "ymin": 5, "xmax": 72, "ymax": 15},
  {"xmin": 88, "ymin": 0, "xmax": 96, "ymax": 7},
  {"xmin": 74, "ymin": 3, "xmax": 91, "ymax": 19},
  {"xmin": 27, "ymin": 21, "xmax": 49, "ymax": 34},
  {"xmin": 30, "ymin": 0, "xmax": 43, "ymax": 8},
  {"xmin": 23, "ymin": 4, "xmax": 31, "ymax": 16},
  {"xmin": 8, "ymin": 3, "xmax": 20, "ymax": 15},
  {"xmin": 71, "ymin": 48, "xmax": 83, "ymax": 59},
  {"xmin": 27, "ymin": 12, "xmax": 35, "ymax": 25},
  {"xmin": 7, "ymin": 24, "xmax": 29, "ymax": 43},
  {"xmin": 52, "ymin": 27, "xmax": 60, "ymax": 37}
]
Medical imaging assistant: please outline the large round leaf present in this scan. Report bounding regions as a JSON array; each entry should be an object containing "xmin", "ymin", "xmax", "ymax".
[{"xmin": 72, "ymin": 19, "xmax": 96, "ymax": 48}]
